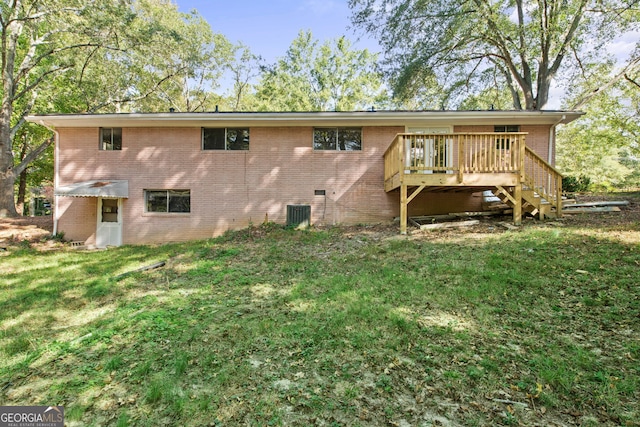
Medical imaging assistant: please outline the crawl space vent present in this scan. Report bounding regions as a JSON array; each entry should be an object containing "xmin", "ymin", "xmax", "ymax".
[{"xmin": 286, "ymin": 205, "xmax": 311, "ymax": 227}]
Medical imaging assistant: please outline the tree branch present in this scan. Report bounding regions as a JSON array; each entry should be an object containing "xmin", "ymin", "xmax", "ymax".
[
  {"xmin": 570, "ymin": 57, "xmax": 640, "ymax": 110},
  {"xmin": 13, "ymin": 137, "xmax": 54, "ymax": 177},
  {"xmin": 88, "ymin": 67, "xmax": 188, "ymax": 113},
  {"xmin": 548, "ymin": 0, "xmax": 589, "ymax": 76},
  {"xmin": 10, "ymin": 90, "xmax": 37, "ymax": 140},
  {"xmin": 472, "ymin": 0, "xmax": 530, "ymax": 101},
  {"xmin": 13, "ymin": 65, "xmax": 71, "ymax": 101},
  {"xmin": 491, "ymin": 58, "xmax": 523, "ymax": 109},
  {"xmin": 16, "ymin": 29, "xmax": 57, "ymax": 81},
  {"xmin": 16, "ymin": 42, "xmax": 128, "ymax": 87},
  {"xmin": 625, "ymin": 73, "xmax": 640, "ymax": 89}
]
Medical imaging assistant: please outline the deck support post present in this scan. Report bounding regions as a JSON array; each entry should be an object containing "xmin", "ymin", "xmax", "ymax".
[
  {"xmin": 556, "ymin": 174, "xmax": 563, "ymax": 218},
  {"xmin": 513, "ymin": 184, "xmax": 522, "ymax": 226},
  {"xmin": 400, "ymin": 184, "xmax": 427, "ymax": 234},
  {"xmin": 400, "ymin": 184, "xmax": 408, "ymax": 234}
]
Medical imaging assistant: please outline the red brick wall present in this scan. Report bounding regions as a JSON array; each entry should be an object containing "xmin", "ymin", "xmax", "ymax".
[
  {"xmin": 57, "ymin": 126, "xmax": 403, "ymax": 244},
  {"xmin": 56, "ymin": 124, "xmax": 552, "ymax": 244}
]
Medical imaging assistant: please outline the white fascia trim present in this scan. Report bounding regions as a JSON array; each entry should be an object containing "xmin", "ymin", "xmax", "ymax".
[{"xmin": 26, "ymin": 111, "xmax": 585, "ymax": 128}]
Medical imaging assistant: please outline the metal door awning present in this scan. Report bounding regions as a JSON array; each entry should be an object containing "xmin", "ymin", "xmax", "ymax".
[{"xmin": 55, "ymin": 180, "xmax": 129, "ymax": 198}]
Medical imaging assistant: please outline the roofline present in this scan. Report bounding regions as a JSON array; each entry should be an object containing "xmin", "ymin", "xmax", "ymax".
[{"xmin": 26, "ymin": 110, "xmax": 585, "ymax": 128}]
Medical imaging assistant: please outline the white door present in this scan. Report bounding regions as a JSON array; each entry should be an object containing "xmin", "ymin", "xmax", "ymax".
[
  {"xmin": 96, "ymin": 198, "xmax": 122, "ymax": 247},
  {"xmin": 406, "ymin": 127, "xmax": 453, "ymax": 174}
]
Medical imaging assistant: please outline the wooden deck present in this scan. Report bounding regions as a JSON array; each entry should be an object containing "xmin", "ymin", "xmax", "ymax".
[{"xmin": 383, "ymin": 133, "xmax": 563, "ymax": 233}]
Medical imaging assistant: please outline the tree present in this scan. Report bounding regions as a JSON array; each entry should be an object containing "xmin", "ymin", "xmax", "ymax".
[
  {"xmin": 349, "ymin": 0, "xmax": 639, "ymax": 110},
  {"xmin": 1, "ymin": 0, "xmax": 233, "ymax": 216},
  {"xmin": 0, "ymin": 0, "xmax": 138, "ymax": 216},
  {"xmin": 129, "ymin": 3, "xmax": 235, "ymax": 113},
  {"xmin": 256, "ymin": 31, "xmax": 389, "ymax": 111},
  {"xmin": 225, "ymin": 44, "xmax": 262, "ymax": 112},
  {"xmin": 50, "ymin": 1, "xmax": 234, "ymax": 114},
  {"xmin": 557, "ymin": 70, "xmax": 640, "ymax": 190},
  {"xmin": 13, "ymin": 123, "xmax": 53, "ymax": 215}
]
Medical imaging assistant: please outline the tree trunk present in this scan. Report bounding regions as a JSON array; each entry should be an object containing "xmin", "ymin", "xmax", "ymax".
[
  {"xmin": 0, "ymin": 10, "xmax": 20, "ymax": 217},
  {"xmin": 0, "ymin": 161, "xmax": 18, "ymax": 218},
  {"xmin": 15, "ymin": 137, "xmax": 28, "ymax": 215},
  {"xmin": 0, "ymin": 103, "xmax": 19, "ymax": 217},
  {"xmin": 17, "ymin": 168, "xmax": 28, "ymax": 216},
  {"xmin": 0, "ymin": 106, "xmax": 18, "ymax": 217}
]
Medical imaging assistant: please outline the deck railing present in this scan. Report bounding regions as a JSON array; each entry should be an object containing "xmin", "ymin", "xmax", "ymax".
[{"xmin": 384, "ymin": 133, "xmax": 526, "ymax": 183}]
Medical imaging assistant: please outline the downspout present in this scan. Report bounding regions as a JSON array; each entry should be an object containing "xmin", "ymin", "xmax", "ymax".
[
  {"xmin": 548, "ymin": 115, "xmax": 566, "ymax": 165},
  {"xmin": 549, "ymin": 115, "xmax": 566, "ymax": 217},
  {"xmin": 38, "ymin": 121, "xmax": 59, "ymax": 236}
]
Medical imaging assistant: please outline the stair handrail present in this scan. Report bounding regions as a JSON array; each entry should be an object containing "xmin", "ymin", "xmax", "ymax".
[{"xmin": 523, "ymin": 146, "xmax": 563, "ymax": 216}]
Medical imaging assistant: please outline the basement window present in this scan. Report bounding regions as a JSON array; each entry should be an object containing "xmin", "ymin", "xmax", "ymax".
[
  {"xmin": 202, "ymin": 128, "xmax": 249, "ymax": 150},
  {"xmin": 314, "ymin": 128, "xmax": 362, "ymax": 151},
  {"xmin": 145, "ymin": 190, "xmax": 191, "ymax": 213},
  {"xmin": 100, "ymin": 128, "xmax": 122, "ymax": 150}
]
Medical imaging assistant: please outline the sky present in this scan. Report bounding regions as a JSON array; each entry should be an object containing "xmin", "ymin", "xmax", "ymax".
[{"xmin": 175, "ymin": 0, "xmax": 380, "ymax": 64}]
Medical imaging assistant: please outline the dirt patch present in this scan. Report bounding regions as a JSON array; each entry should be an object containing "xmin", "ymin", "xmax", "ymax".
[
  {"xmin": 560, "ymin": 192, "xmax": 640, "ymax": 228},
  {"xmin": 1, "ymin": 192, "xmax": 637, "ymax": 248},
  {"xmin": 0, "ymin": 216, "xmax": 53, "ymax": 248}
]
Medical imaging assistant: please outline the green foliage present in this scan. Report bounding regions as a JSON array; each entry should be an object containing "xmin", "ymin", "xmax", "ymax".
[
  {"xmin": 57, "ymin": 1, "xmax": 235, "ymax": 113},
  {"xmin": 44, "ymin": 231, "xmax": 65, "ymax": 243},
  {"xmin": 2, "ymin": 0, "xmax": 242, "ymax": 214},
  {"xmin": 349, "ymin": 0, "xmax": 639, "ymax": 110},
  {"xmin": 557, "ymin": 74, "xmax": 640, "ymax": 190},
  {"xmin": 255, "ymin": 31, "xmax": 389, "ymax": 111},
  {"xmin": 221, "ymin": 44, "xmax": 263, "ymax": 111},
  {"xmin": 10, "ymin": 122, "xmax": 54, "ymax": 213},
  {"xmin": 562, "ymin": 175, "xmax": 592, "ymax": 193}
]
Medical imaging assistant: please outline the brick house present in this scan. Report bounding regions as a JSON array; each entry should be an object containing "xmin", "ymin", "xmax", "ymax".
[{"xmin": 27, "ymin": 110, "xmax": 582, "ymax": 247}]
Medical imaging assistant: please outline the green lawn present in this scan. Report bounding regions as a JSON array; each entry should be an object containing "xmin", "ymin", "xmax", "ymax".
[{"xmin": 1, "ymin": 216, "xmax": 639, "ymax": 426}]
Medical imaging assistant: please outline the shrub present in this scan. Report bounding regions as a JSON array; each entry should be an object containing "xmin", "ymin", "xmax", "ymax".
[{"xmin": 562, "ymin": 175, "xmax": 591, "ymax": 193}]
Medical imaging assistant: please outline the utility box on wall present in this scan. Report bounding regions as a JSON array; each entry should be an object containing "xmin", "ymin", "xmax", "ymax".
[{"xmin": 286, "ymin": 205, "xmax": 311, "ymax": 227}]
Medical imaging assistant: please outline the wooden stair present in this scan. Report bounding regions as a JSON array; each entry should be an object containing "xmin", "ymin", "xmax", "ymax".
[
  {"xmin": 493, "ymin": 187, "xmax": 555, "ymax": 219},
  {"xmin": 491, "ymin": 148, "xmax": 563, "ymax": 221}
]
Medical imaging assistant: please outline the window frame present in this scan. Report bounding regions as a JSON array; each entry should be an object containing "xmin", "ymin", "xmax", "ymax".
[
  {"xmin": 202, "ymin": 127, "xmax": 250, "ymax": 151},
  {"xmin": 494, "ymin": 125, "xmax": 520, "ymax": 133},
  {"xmin": 144, "ymin": 189, "xmax": 191, "ymax": 214},
  {"xmin": 313, "ymin": 127, "xmax": 362, "ymax": 151},
  {"xmin": 99, "ymin": 127, "xmax": 122, "ymax": 151},
  {"xmin": 494, "ymin": 125, "xmax": 520, "ymax": 150},
  {"xmin": 101, "ymin": 198, "xmax": 119, "ymax": 223}
]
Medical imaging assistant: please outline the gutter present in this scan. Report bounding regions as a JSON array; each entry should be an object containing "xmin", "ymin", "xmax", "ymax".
[
  {"xmin": 26, "ymin": 110, "xmax": 581, "ymax": 129},
  {"xmin": 38, "ymin": 121, "xmax": 60, "ymax": 236}
]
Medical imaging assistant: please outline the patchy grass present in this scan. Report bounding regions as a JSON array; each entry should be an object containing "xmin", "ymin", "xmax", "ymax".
[{"xmin": 1, "ymin": 202, "xmax": 639, "ymax": 426}]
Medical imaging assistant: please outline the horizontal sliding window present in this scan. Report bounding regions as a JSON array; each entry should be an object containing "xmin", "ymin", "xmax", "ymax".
[
  {"xmin": 202, "ymin": 128, "xmax": 249, "ymax": 150},
  {"xmin": 100, "ymin": 127, "xmax": 122, "ymax": 150},
  {"xmin": 314, "ymin": 128, "xmax": 362, "ymax": 151},
  {"xmin": 494, "ymin": 125, "xmax": 520, "ymax": 133},
  {"xmin": 494, "ymin": 125, "xmax": 520, "ymax": 149},
  {"xmin": 145, "ymin": 190, "xmax": 190, "ymax": 213}
]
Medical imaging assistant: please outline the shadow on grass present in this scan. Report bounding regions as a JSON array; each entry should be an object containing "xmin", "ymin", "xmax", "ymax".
[{"xmin": 1, "ymin": 225, "xmax": 638, "ymax": 425}]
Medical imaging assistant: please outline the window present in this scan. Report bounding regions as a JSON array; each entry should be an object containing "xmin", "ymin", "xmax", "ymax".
[
  {"xmin": 101, "ymin": 199, "xmax": 118, "ymax": 222},
  {"xmin": 100, "ymin": 128, "xmax": 122, "ymax": 150},
  {"xmin": 202, "ymin": 128, "xmax": 249, "ymax": 150},
  {"xmin": 145, "ymin": 190, "xmax": 191, "ymax": 213},
  {"xmin": 494, "ymin": 125, "xmax": 520, "ymax": 149},
  {"xmin": 314, "ymin": 128, "xmax": 362, "ymax": 151},
  {"xmin": 494, "ymin": 125, "xmax": 520, "ymax": 133}
]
